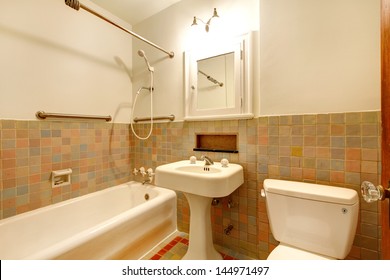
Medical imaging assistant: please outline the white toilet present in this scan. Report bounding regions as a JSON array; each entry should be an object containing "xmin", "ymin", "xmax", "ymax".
[{"xmin": 263, "ymin": 179, "xmax": 359, "ymax": 260}]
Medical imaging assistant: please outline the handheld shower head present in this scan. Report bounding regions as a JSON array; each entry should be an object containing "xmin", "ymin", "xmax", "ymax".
[{"xmin": 138, "ymin": 49, "xmax": 154, "ymax": 72}]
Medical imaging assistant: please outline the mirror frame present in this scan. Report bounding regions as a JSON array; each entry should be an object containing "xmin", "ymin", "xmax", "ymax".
[{"xmin": 184, "ymin": 33, "xmax": 253, "ymax": 121}]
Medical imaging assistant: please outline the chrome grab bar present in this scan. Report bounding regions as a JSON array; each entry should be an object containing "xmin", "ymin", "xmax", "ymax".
[
  {"xmin": 133, "ymin": 114, "xmax": 175, "ymax": 123},
  {"xmin": 36, "ymin": 111, "xmax": 112, "ymax": 122}
]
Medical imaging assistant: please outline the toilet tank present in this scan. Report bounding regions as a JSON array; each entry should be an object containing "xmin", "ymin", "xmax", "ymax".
[{"xmin": 263, "ymin": 179, "xmax": 359, "ymax": 259}]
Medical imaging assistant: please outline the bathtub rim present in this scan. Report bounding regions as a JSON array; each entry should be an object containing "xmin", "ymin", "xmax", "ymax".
[{"xmin": 0, "ymin": 181, "xmax": 177, "ymax": 260}]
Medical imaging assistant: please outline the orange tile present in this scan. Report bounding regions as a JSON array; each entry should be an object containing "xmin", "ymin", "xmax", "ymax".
[
  {"xmin": 214, "ymin": 207, "xmax": 223, "ymax": 217},
  {"xmin": 41, "ymin": 138, "xmax": 52, "ymax": 147},
  {"xmin": 269, "ymin": 244, "xmax": 277, "ymax": 252},
  {"xmin": 151, "ymin": 254, "xmax": 161, "ymax": 260},
  {"xmin": 3, "ymin": 198, "xmax": 16, "ymax": 208},
  {"xmin": 331, "ymin": 124, "xmax": 345, "ymax": 136},
  {"xmin": 16, "ymin": 205, "xmax": 30, "ymax": 215},
  {"xmin": 16, "ymin": 139, "xmax": 29, "ymax": 148},
  {"xmin": 181, "ymin": 239, "xmax": 189, "ymax": 245},
  {"xmin": 291, "ymin": 167, "xmax": 303, "ymax": 179},
  {"xmin": 41, "ymin": 163, "xmax": 53, "ymax": 173},
  {"xmin": 223, "ymin": 255, "xmax": 236, "ymax": 260},
  {"xmin": 316, "ymin": 147, "xmax": 330, "ymax": 158},
  {"xmin": 29, "ymin": 139, "xmax": 40, "ymax": 147},
  {"xmin": 51, "ymin": 146, "xmax": 61, "ymax": 154},
  {"xmin": 346, "ymin": 148, "xmax": 361, "ymax": 160},
  {"xmin": 3, "ymin": 178, "xmax": 16, "ymax": 189},
  {"xmin": 16, "ymin": 129, "xmax": 28, "ymax": 138},
  {"xmin": 29, "ymin": 174, "xmax": 41, "ymax": 184},
  {"xmin": 239, "ymin": 213, "xmax": 248, "ymax": 223},
  {"xmin": 3, "ymin": 168, "xmax": 16, "ymax": 179},
  {"xmin": 157, "ymin": 248, "xmax": 168, "ymax": 255},
  {"xmin": 346, "ymin": 160, "xmax": 360, "ymax": 172},
  {"xmin": 2, "ymin": 149, "xmax": 16, "ymax": 159},
  {"xmin": 173, "ymin": 236, "xmax": 182, "ymax": 243},
  {"xmin": 169, "ymin": 240, "xmax": 178, "ymax": 246},
  {"xmin": 302, "ymin": 168, "xmax": 316, "ymax": 180},
  {"xmin": 41, "ymin": 155, "xmax": 52, "ymax": 164},
  {"xmin": 330, "ymin": 171, "xmax": 345, "ymax": 183},
  {"xmin": 2, "ymin": 159, "xmax": 16, "ymax": 169},
  {"xmin": 258, "ymin": 231, "xmax": 268, "ymax": 242}
]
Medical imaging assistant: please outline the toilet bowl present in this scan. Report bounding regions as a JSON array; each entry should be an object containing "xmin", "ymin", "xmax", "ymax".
[{"xmin": 263, "ymin": 179, "xmax": 359, "ymax": 260}]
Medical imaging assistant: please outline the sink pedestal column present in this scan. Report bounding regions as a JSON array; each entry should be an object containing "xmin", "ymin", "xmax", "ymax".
[{"xmin": 182, "ymin": 193, "xmax": 222, "ymax": 260}]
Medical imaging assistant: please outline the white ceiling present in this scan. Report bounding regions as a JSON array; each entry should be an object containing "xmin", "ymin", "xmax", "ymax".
[{"xmin": 90, "ymin": 0, "xmax": 182, "ymax": 26}]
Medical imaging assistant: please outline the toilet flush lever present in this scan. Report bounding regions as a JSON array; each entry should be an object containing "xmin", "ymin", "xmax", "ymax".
[{"xmin": 361, "ymin": 181, "xmax": 390, "ymax": 203}]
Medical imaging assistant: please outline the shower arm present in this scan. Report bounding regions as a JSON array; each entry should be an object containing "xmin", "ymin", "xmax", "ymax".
[{"xmin": 64, "ymin": 0, "xmax": 174, "ymax": 58}]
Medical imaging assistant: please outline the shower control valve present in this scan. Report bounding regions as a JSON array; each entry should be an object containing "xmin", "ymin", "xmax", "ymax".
[
  {"xmin": 133, "ymin": 167, "xmax": 155, "ymax": 184},
  {"xmin": 134, "ymin": 167, "xmax": 155, "ymax": 184},
  {"xmin": 133, "ymin": 167, "xmax": 148, "ymax": 176},
  {"xmin": 143, "ymin": 168, "xmax": 154, "ymax": 185},
  {"xmin": 139, "ymin": 167, "xmax": 146, "ymax": 176},
  {"xmin": 147, "ymin": 168, "xmax": 154, "ymax": 177}
]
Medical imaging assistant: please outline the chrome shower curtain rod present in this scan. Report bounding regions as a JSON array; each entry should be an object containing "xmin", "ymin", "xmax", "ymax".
[{"xmin": 64, "ymin": 0, "xmax": 175, "ymax": 58}]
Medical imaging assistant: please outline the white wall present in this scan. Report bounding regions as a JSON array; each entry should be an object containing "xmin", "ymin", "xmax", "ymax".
[
  {"xmin": 259, "ymin": 0, "xmax": 380, "ymax": 115},
  {"xmin": 131, "ymin": 0, "xmax": 260, "ymax": 121},
  {"xmin": 0, "ymin": 0, "xmax": 380, "ymax": 122},
  {"xmin": 133, "ymin": 0, "xmax": 380, "ymax": 119},
  {"xmin": 0, "ymin": 0, "xmax": 133, "ymax": 122}
]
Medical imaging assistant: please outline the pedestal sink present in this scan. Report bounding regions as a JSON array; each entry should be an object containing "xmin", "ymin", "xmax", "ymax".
[{"xmin": 155, "ymin": 160, "xmax": 244, "ymax": 260}]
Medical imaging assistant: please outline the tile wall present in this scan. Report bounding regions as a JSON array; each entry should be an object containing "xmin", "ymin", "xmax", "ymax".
[
  {"xmin": 0, "ymin": 120, "xmax": 132, "ymax": 219},
  {"xmin": 0, "ymin": 111, "xmax": 382, "ymax": 259},
  {"xmin": 133, "ymin": 111, "xmax": 382, "ymax": 260},
  {"xmin": 256, "ymin": 112, "xmax": 381, "ymax": 260}
]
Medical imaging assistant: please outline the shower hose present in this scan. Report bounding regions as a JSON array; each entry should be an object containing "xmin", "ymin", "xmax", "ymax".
[{"xmin": 130, "ymin": 71, "xmax": 154, "ymax": 140}]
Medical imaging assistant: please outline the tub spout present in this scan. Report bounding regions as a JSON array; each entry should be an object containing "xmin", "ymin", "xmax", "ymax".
[{"xmin": 143, "ymin": 168, "xmax": 154, "ymax": 184}]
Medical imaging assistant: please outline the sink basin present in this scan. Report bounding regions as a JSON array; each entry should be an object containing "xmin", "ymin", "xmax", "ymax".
[
  {"xmin": 155, "ymin": 159, "xmax": 244, "ymax": 259},
  {"xmin": 155, "ymin": 160, "xmax": 244, "ymax": 197}
]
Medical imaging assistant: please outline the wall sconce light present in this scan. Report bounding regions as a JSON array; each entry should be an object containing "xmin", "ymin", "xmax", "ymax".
[{"xmin": 191, "ymin": 8, "xmax": 219, "ymax": 32}]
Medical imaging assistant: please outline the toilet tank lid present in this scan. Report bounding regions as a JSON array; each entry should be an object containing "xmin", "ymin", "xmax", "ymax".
[{"xmin": 263, "ymin": 179, "xmax": 358, "ymax": 205}]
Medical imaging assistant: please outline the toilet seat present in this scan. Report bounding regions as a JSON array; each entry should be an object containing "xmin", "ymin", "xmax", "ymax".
[{"xmin": 267, "ymin": 244, "xmax": 335, "ymax": 260}]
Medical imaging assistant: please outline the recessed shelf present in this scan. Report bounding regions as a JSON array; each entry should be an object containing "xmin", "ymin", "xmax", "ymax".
[{"xmin": 194, "ymin": 134, "xmax": 238, "ymax": 153}]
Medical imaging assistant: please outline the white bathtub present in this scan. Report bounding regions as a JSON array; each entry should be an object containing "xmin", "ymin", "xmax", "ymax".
[{"xmin": 0, "ymin": 181, "xmax": 177, "ymax": 260}]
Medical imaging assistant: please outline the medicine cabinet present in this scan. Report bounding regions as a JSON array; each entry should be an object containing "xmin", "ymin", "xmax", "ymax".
[{"xmin": 184, "ymin": 33, "xmax": 253, "ymax": 121}]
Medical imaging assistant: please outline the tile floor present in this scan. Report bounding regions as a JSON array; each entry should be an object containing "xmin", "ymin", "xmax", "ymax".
[{"xmin": 142, "ymin": 232, "xmax": 250, "ymax": 260}]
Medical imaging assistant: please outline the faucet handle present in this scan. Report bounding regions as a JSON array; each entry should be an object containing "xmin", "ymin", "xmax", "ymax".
[
  {"xmin": 190, "ymin": 156, "xmax": 197, "ymax": 164},
  {"xmin": 221, "ymin": 158, "xmax": 229, "ymax": 167},
  {"xmin": 147, "ymin": 168, "xmax": 154, "ymax": 176},
  {"xmin": 139, "ymin": 167, "xmax": 146, "ymax": 176}
]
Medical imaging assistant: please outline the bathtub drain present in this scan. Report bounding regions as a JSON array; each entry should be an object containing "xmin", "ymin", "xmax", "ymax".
[{"xmin": 144, "ymin": 193, "xmax": 150, "ymax": 201}]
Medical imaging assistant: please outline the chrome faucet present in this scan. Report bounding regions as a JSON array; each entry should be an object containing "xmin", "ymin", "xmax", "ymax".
[{"xmin": 200, "ymin": 155, "xmax": 214, "ymax": 165}]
